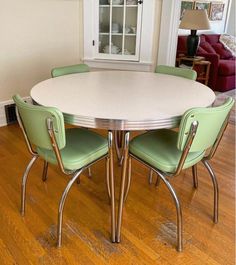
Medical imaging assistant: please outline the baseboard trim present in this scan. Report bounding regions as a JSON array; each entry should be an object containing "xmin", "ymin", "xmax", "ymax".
[{"xmin": 0, "ymin": 96, "xmax": 31, "ymax": 127}]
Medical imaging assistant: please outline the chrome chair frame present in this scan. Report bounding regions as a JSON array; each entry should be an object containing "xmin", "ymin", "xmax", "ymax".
[
  {"xmin": 16, "ymin": 108, "xmax": 115, "ymax": 247},
  {"xmin": 116, "ymin": 115, "xmax": 230, "ymax": 251}
]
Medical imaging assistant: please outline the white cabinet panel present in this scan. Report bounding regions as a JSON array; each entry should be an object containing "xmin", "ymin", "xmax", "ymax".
[{"xmin": 83, "ymin": 0, "xmax": 155, "ymax": 70}]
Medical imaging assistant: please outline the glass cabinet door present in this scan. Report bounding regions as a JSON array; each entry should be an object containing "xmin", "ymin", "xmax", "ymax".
[{"xmin": 97, "ymin": 0, "xmax": 143, "ymax": 61}]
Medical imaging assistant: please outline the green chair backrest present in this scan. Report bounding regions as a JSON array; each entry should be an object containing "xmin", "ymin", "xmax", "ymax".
[
  {"xmin": 13, "ymin": 95, "xmax": 66, "ymax": 150},
  {"xmin": 51, "ymin": 63, "xmax": 90, "ymax": 78},
  {"xmin": 177, "ymin": 97, "xmax": 234, "ymax": 152},
  {"xmin": 155, "ymin": 65, "xmax": 197, "ymax": 80}
]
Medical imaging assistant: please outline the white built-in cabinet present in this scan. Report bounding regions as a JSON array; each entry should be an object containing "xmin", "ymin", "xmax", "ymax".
[{"xmin": 83, "ymin": 0, "xmax": 156, "ymax": 71}]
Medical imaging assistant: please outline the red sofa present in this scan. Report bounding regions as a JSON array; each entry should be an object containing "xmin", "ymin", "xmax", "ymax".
[{"xmin": 177, "ymin": 34, "xmax": 235, "ymax": 92}]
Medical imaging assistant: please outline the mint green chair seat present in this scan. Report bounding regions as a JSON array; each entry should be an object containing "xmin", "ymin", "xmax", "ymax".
[
  {"xmin": 155, "ymin": 65, "xmax": 197, "ymax": 80},
  {"xmin": 13, "ymin": 95, "xmax": 115, "ymax": 248},
  {"xmin": 130, "ymin": 129, "xmax": 205, "ymax": 173},
  {"xmin": 51, "ymin": 63, "xmax": 90, "ymax": 78},
  {"xmin": 124, "ymin": 97, "xmax": 234, "ymax": 252},
  {"xmin": 37, "ymin": 128, "xmax": 108, "ymax": 171}
]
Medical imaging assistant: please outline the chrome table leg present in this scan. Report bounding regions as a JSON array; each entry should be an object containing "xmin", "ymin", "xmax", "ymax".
[
  {"xmin": 108, "ymin": 131, "xmax": 116, "ymax": 242},
  {"xmin": 116, "ymin": 131, "xmax": 130, "ymax": 243}
]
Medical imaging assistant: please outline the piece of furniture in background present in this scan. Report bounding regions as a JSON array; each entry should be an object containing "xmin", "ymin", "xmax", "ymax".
[
  {"xmin": 176, "ymin": 56, "xmax": 211, "ymax": 85},
  {"xmin": 119, "ymin": 97, "xmax": 234, "ymax": 251},
  {"xmin": 13, "ymin": 95, "xmax": 115, "ymax": 248},
  {"xmin": 179, "ymin": 10, "xmax": 210, "ymax": 57},
  {"xmin": 51, "ymin": 64, "xmax": 90, "ymax": 78},
  {"xmin": 177, "ymin": 34, "xmax": 236, "ymax": 92}
]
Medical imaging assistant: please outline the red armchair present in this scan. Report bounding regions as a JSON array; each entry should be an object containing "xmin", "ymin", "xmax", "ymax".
[{"xmin": 177, "ymin": 34, "xmax": 235, "ymax": 92}]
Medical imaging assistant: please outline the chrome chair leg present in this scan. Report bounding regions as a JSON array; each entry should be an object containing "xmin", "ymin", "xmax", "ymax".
[
  {"xmin": 155, "ymin": 174, "xmax": 160, "ymax": 187},
  {"xmin": 192, "ymin": 164, "xmax": 198, "ymax": 189},
  {"xmin": 108, "ymin": 131, "xmax": 116, "ymax": 243},
  {"xmin": 88, "ymin": 167, "xmax": 92, "ymax": 178},
  {"xmin": 149, "ymin": 169, "xmax": 153, "ymax": 184},
  {"xmin": 202, "ymin": 160, "xmax": 219, "ymax": 223},
  {"xmin": 57, "ymin": 169, "xmax": 83, "ymax": 248},
  {"xmin": 42, "ymin": 161, "xmax": 48, "ymax": 182},
  {"xmin": 106, "ymin": 157, "xmax": 111, "ymax": 200},
  {"xmin": 124, "ymin": 156, "xmax": 132, "ymax": 202},
  {"xmin": 21, "ymin": 155, "xmax": 38, "ymax": 216},
  {"xmin": 154, "ymin": 169, "xmax": 183, "ymax": 252},
  {"xmin": 116, "ymin": 131, "xmax": 130, "ymax": 243}
]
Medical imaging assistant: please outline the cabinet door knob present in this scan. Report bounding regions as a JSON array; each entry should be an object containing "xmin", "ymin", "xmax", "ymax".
[{"xmin": 138, "ymin": 0, "xmax": 143, "ymax": 4}]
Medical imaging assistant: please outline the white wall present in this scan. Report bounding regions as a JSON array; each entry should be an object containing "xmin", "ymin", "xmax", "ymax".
[{"xmin": 0, "ymin": 1, "xmax": 82, "ymax": 101}]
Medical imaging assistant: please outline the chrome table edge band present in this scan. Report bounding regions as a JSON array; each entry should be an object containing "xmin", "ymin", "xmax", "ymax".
[{"xmin": 63, "ymin": 113, "xmax": 181, "ymax": 130}]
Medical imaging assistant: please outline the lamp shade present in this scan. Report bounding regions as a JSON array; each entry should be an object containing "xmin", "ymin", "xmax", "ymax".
[{"xmin": 179, "ymin": 10, "xmax": 210, "ymax": 30}]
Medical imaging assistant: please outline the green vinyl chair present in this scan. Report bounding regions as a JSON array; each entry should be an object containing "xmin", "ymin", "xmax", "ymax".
[
  {"xmin": 148, "ymin": 65, "xmax": 198, "ymax": 184},
  {"xmin": 155, "ymin": 65, "xmax": 197, "ymax": 80},
  {"xmin": 51, "ymin": 63, "xmax": 91, "ymax": 177},
  {"xmin": 120, "ymin": 97, "xmax": 234, "ymax": 252},
  {"xmin": 13, "ymin": 95, "xmax": 115, "ymax": 247},
  {"xmin": 51, "ymin": 63, "xmax": 90, "ymax": 78}
]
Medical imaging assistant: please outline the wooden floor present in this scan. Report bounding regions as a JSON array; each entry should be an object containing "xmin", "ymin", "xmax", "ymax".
[{"xmin": 0, "ymin": 124, "xmax": 234, "ymax": 265}]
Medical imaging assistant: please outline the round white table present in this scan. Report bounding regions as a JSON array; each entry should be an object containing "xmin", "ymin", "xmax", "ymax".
[
  {"xmin": 31, "ymin": 70, "xmax": 216, "ymax": 243},
  {"xmin": 31, "ymin": 71, "xmax": 215, "ymax": 131}
]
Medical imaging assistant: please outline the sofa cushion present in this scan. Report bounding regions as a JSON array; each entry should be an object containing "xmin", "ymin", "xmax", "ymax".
[
  {"xmin": 200, "ymin": 41, "xmax": 217, "ymax": 54},
  {"xmin": 212, "ymin": 43, "xmax": 233, "ymax": 59},
  {"xmin": 204, "ymin": 34, "xmax": 220, "ymax": 45},
  {"xmin": 218, "ymin": 60, "xmax": 235, "ymax": 76},
  {"xmin": 197, "ymin": 46, "xmax": 208, "ymax": 54}
]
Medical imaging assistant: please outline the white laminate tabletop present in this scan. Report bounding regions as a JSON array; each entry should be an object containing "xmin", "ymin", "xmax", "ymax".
[{"xmin": 31, "ymin": 71, "xmax": 215, "ymax": 130}]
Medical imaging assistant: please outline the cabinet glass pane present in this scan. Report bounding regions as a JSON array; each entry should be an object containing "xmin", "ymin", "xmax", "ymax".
[
  {"xmin": 99, "ymin": 5, "xmax": 110, "ymax": 53},
  {"xmin": 124, "ymin": 6, "xmax": 138, "ymax": 55},
  {"xmin": 98, "ymin": 0, "xmax": 140, "ymax": 57},
  {"xmin": 111, "ymin": 5, "xmax": 123, "ymax": 54},
  {"xmin": 126, "ymin": 0, "xmax": 138, "ymax": 5}
]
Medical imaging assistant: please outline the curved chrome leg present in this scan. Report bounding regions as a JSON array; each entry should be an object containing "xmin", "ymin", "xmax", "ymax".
[
  {"xmin": 57, "ymin": 169, "xmax": 83, "ymax": 247},
  {"xmin": 88, "ymin": 167, "xmax": 92, "ymax": 178},
  {"xmin": 202, "ymin": 160, "xmax": 219, "ymax": 223},
  {"xmin": 124, "ymin": 157, "xmax": 132, "ymax": 202},
  {"xmin": 108, "ymin": 131, "xmax": 116, "ymax": 243},
  {"xmin": 155, "ymin": 174, "xmax": 160, "ymax": 187},
  {"xmin": 115, "ymin": 131, "xmax": 122, "ymax": 161},
  {"xmin": 149, "ymin": 169, "xmax": 153, "ymax": 185},
  {"xmin": 115, "ymin": 131, "xmax": 124, "ymax": 166},
  {"xmin": 192, "ymin": 164, "xmax": 198, "ymax": 189},
  {"xmin": 21, "ymin": 155, "xmax": 38, "ymax": 216},
  {"xmin": 154, "ymin": 170, "xmax": 183, "ymax": 252},
  {"xmin": 106, "ymin": 157, "xmax": 111, "ymax": 201},
  {"xmin": 116, "ymin": 131, "xmax": 130, "ymax": 243},
  {"xmin": 118, "ymin": 131, "xmax": 123, "ymax": 148},
  {"xmin": 118, "ymin": 131, "xmax": 124, "ymax": 166},
  {"xmin": 42, "ymin": 161, "xmax": 48, "ymax": 182}
]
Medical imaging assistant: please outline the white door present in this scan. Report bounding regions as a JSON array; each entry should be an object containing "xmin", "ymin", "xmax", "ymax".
[{"xmin": 94, "ymin": 0, "xmax": 143, "ymax": 61}]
